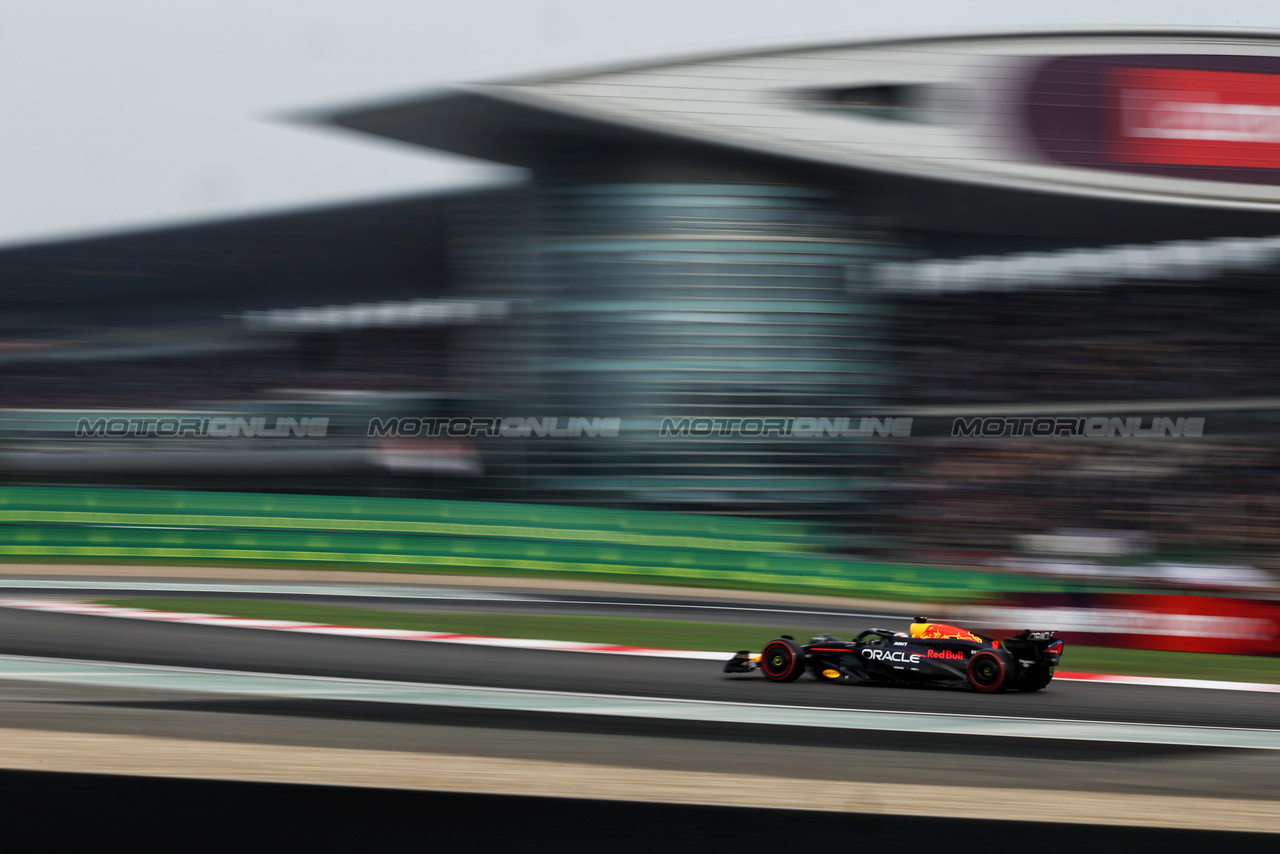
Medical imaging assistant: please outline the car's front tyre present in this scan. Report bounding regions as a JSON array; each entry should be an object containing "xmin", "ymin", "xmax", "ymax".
[{"xmin": 760, "ymin": 638, "xmax": 805, "ymax": 682}]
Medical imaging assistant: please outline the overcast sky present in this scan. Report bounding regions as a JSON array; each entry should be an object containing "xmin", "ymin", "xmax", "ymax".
[{"xmin": 0, "ymin": 1, "xmax": 1276, "ymax": 248}]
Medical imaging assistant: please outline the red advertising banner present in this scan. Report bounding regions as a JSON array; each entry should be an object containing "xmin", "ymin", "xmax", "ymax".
[
  {"xmin": 963, "ymin": 593, "xmax": 1280, "ymax": 656},
  {"xmin": 1109, "ymin": 67, "xmax": 1280, "ymax": 169}
]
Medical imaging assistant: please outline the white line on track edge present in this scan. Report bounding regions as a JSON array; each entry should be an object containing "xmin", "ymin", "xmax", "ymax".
[{"xmin": 2, "ymin": 598, "xmax": 1278, "ymax": 695}]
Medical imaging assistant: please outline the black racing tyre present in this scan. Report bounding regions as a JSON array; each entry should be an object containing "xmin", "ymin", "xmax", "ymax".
[
  {"xmin": 760, "ymin": 638, "xmax": 805, "ymax": 682},
  {"xmin": 1017, "ymin": 667, "xmax": 1054, "ymax": 692},
  {"xmin": 966, "ymin": 651, "xmax": 1009, "ymax": 693}
]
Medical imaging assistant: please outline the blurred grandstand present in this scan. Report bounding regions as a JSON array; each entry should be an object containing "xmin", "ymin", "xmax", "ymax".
[{"xmin": 4, "ymin": 29, "xmax": 1280, "ymax": 589}]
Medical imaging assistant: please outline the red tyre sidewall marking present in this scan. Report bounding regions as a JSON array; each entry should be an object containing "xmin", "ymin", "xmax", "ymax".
[
  {"xmin": 762, "ymin": 641, "xmax": 797, "ymax": 680},
  {"xmin": 967, "ymin": 651, "xmax": 1006, "ymax": 693}
]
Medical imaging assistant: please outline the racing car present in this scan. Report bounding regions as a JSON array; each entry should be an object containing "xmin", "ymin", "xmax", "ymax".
[{"xmin": 724, "ymin": 619, "xmax": 1063, "ymax": 692}]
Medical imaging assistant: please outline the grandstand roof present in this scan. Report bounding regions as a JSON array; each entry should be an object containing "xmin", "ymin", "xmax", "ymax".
[{"xmin": 320, "ymin": 28, "xmax": 1280, "ymax": 238}]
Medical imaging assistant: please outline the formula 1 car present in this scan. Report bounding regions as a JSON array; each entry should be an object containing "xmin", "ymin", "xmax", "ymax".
[{"xmin": 724, "ymin": 619, "xmax": 1063, "ymax": 692}]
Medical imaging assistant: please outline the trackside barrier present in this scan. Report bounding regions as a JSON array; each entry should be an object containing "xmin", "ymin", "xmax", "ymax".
[{"xmin": 0, "ymin": 487, "xmax": 1085, "ymax": 601}]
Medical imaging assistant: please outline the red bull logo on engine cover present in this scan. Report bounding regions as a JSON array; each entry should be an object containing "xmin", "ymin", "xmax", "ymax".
[
  {"xmin": 925, "ymin": 648, "xmax": 965, "ymax": 660},
  {"xmin": 910, "ymin": 622, "xmax": 982, "ymax": 643}
]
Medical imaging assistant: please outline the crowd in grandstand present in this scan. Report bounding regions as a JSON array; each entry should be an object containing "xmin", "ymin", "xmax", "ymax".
[
  {"xmin": 886, "ymin": 439, "xmax": 1280, "ymax": 573},
  {"xmin": 895, "ymin": 277, "xmax": 1280, "ymax": 404}
]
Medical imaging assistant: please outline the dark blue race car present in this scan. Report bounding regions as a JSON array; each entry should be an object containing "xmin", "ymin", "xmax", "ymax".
[{"xmin": 724, "ymin": 619, "xmax": 1064, "ymax": 692}]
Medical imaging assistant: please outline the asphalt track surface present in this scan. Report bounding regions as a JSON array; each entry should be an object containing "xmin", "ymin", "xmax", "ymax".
[{"xmin": 0, "ymin": 582, "xmax": 1277, "ymax": 731}]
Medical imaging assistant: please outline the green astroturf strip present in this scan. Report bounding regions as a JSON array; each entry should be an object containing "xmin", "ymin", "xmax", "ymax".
[
  {"xmin": 93, "ymin": 597, "xmax": 1280, "ymax": 683},
  {"xmin": 0, "ymin": 486, "xmax": 820, "ymax": 551},
  {"xmin": 10, "ymin": 555, "xmax": 989, "ymax": 603},
  {"xmin": 0, "ymin": 486, "xmax": 1109, "ymax": 602}
]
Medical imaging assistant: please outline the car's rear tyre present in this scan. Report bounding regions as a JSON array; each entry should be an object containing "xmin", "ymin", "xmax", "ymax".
[
  {"xmin": 760, "ymin": 638, "xmax": 805, "ymax": 682},
  {"xmin": 966, "ymin": 651, "xmax": 1009, "ymax": 693},
  {"xmin": 1017, "ymin": 667, "xmax": 1053, "ymax": 692}
]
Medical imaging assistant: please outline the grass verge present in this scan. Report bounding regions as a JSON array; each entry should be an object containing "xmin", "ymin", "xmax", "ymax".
[
  {"xmin": 1059, "ymin": 646, "xmax": 1280, "ymax": 684},
  {"xmin": 94, "ymin": 597, "xmax": 1280, "ymax": 684}
]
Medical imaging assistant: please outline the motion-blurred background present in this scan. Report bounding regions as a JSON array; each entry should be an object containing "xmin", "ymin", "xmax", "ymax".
[{"xmin": 3, "ymin": 3, "xmax": 1280, "ymax": 652}]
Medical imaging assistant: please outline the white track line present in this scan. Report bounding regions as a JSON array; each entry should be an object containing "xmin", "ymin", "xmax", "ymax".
[
  {"xmin": 2, "ymin": 598, "xmax": 1278, "ymax": 693},
  {"xmin": 1055, "ymin": 672, "xmax": 1280, "ymax": 693},
  {"xmin": 0, "ymin": 579, "xmax": 909, "ymax": 619},
  {"xmin": 0, "ymin": 653, "xmax": 1276, "ymax": 750}
]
